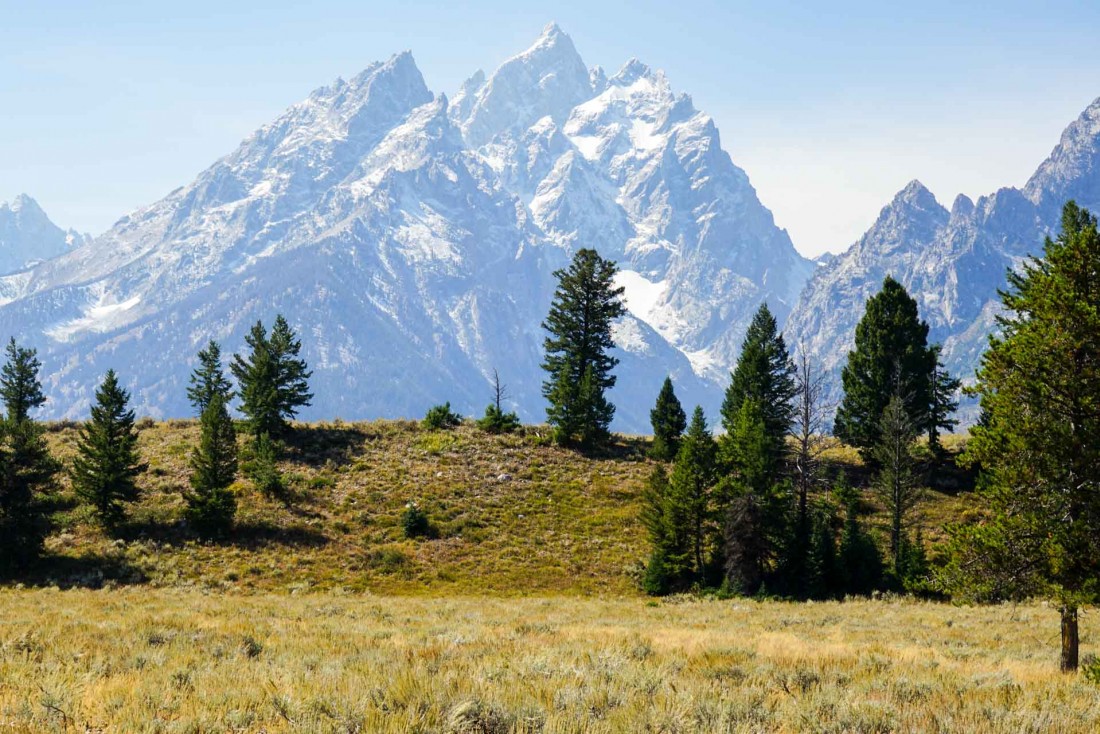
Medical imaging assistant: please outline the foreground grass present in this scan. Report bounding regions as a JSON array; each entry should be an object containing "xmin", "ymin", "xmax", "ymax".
[{"xmin": 1, "ymin": 589, "xmax": 1095, "ymax": 732}]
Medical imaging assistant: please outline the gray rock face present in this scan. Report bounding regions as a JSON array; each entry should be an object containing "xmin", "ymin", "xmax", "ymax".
[
  {"xmin": 787, "ymin": 99, "xmax": 1100, "ymax": 424},
  {"xmin": 0, "ymin": 27, "xmax": 809, "ymax": 429}
]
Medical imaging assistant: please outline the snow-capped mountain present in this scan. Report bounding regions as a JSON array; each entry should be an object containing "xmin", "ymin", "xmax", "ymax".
[
  {"xmin": 787, "ymin": 97, "xmax": 1100, "ymax": 422},
  {"xmin": 0, "ymin": 26, "xmax": 800, "ymax": 429},
  {"xmin": 0, "ymin": 195, "xmax": 87, "ymax": 275}
]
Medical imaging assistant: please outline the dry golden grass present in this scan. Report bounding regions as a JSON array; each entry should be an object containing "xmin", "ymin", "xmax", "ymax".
[{"xmin": 0, "ymin": 589, "xmax": 1096, "ymax": 732}]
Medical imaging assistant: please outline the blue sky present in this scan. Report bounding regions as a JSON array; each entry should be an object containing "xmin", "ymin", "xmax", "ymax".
[{"xmin": 3, "ymin": 0, "xmax": 1100, "ymax": 255}]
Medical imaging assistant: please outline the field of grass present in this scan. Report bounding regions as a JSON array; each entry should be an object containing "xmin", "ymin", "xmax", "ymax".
[
  {"xmin": 28, "ymin": 420, "xmax": 976, "ymax": 596},
  {"xmin": 1, "ymin": 589, "xmax": 1096, "ymax": 732}
]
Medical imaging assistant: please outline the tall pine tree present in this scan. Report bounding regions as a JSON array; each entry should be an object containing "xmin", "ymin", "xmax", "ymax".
[
  {"xmin": 873, "ymin": 395, "xmax": 922, "ymax": 573},
  {"xmin": 939, "ymin": 201, "xmax": 1100, "ymax": 672},
  {"xmin": 927, "ymin": 344, "xmax": 960, "ymax": 455},
  {"xmin": 541, "ymin": 249, "xmax": 625, "ymax": 448},
  {"xmin": 185, "ymin": 392, "xmax": 238, "ymax": 537},
  {"xmin": 649, "ymin": 376, "xmax": 687, "ymax": 461},
  {"xmin": 667, "ymin": 407, "xmax": 716, "ymax": 581},
  {"xmin": 0, "ymin": 339, "xmax": 58, "ymax": 573},
  {"xmin": 834, "ymin": 276, "xmax": 935, "ymax": 456},
  {"xmin": 187, "ymin": 340, "xmax": 233, "ymax": 416},
  {"xmin": 71, "ymin": 370, "xmax": 146, "ymax": 528},
  {"xmin": 232, "ymin": 316, "xmax": 312, "ymax": 437},
  {"xmin": 0, "ymin": 338, "xmax": 47, "ymax": 424},
  {"xmin": 720, "ymin": 303, "xmax": 796, "ymax": 476}
]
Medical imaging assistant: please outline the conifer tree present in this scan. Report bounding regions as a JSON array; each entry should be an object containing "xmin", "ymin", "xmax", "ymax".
[
  {"xmin": 719, "ymin": 398, "xmax": 791, "ymax": 594},
  {"xmin": 788, "ymin": 347, "xmax": 831, "ymax": 598},
  {"xmin": 649, "ymin": 376, "xmax": 687, "ymax": 461},
  {"xmin": 232, "ymin": 316, "xmax": 312, "ymax": 437},
  {"xmin": 873, "ymin": 395, "xmax": 922, "ymax": 572},
  {"xmin": 0, "ymin": 339, "xmax": 58, "ymax": 573},
  {"xmin": 640, "ymin": 466, "xmax": 691, "ymax": 594},
  {"xmin": 187, "ymin": 340, "xmax": 233, "ymax": 416},
  {"xmin": 927, "ymin": 345, "xmax": 960, "ymax": 455},
  {"xmin": 720, "ymin": 303, "xmax": 796, "ymax": 475},
  {"xmin": 808, "ymin": 509, "xmax": 840, "ymax": 599},
  {"xmin": 0, "ymin": 338, "xmax": 46, "ymax": 424},
  {"xmin": 834, "ymin": 276, "xmax": 935, "ymax": 455},
  {"xmin": 835, "ymin": 475, "xmax": 883, "ymax": 596},
  {"xmin": 667, "ymin": 407, "xmax": 716, "ymax": 580},
  {"xmin": 71, "ymin": 370, "xmax": 146, "ymax": 528},
  {"xmin": 541, "ymin": 249, "xmax": 625, "ymax": 448},
  {"xmin": 939, "ymin": 201, "xmax": 1100, "ymax": 672},
  {"xmin": 184, "ymin": 392, "xmax": 238, "ymax": 536},
  {"xmin": 477, "ymin": 369, "xmax": 521, "ymax": 434}
]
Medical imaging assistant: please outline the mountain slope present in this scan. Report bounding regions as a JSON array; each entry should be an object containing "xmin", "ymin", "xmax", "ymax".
[
  {"xmin": 787, "ymin": 100, "xmax": 1100, "ymax": 421},
  {"xmin": 0, "ymin": 195, "xmax": 86, "ymax": 275},
  {"xmin": 1, "ymin": 27, "xmax": 790, "ymax": 429}
]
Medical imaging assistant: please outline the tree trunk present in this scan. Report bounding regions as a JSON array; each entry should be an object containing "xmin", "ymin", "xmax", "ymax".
[{"xmin": 1060, "ymin": 605, "xmax": 1079, "ymax": 673}]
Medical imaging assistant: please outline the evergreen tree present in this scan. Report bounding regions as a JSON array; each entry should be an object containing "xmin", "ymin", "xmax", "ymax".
[
  {"xmin": 184, "ymin": 392, "xmax": 238, "ymax": 536},
  {"xmin": 269, "ymin": 315, "xmax": 313, "ymax": 423},
  {"xmin": 927, "ymin": 345, "xmax": 960, "ymax": 455},
  {"xmin": 720, "ymin": 303, "xmax": 796, "ymax": 475},
  {"xmin": 0, "ymin": 340, "xmax": 58, "ymax": 572},
  {"xmin": 939, "ymin": 201, "xmax": 1100, "ymax": 672},
  {"xmin": 835, "ymin": 473, "xmax": 883, "ymax": 596},
  {"xmin": 808, "ymin": 509, "xmax": 840, "ymax": 599},
  {"xmin": 541, "ymin": 249, "xmax": 626, "ymax": 448},
  {"xmin": 70, "ymin": 370, "xmax": 145, "ymax": 528},
  {"xmin": 187, "ymin": 340, "xmax": 233, "ymax": 416},
  {"xmin": 244, "ymin": 432, "xmax": 283, "ymax": 498},
  {"xmin": 640, "ymin": 466, "xmax": 689, "ymax": 594},
  {"xmin": 232, "ymin": 316, "xmax": 312, "ymax": 437},
  {"xmin": 873, "ymin": 395, "xmax": 922, "ymax": 572},
  {"xmin": 0, "ymin": 338, "xmax": 46, "ymax": 424},
  {"xmin": 720, "ymin": 398, "xmax": 792, "ymax": 594},
  {"xmin": 649, "ymin": 376, "xmax": 687, "ymax": 461},
  {"xmin": 667, "ymin": 407, "xmax": 716, "ymax": 581},
  {"xmin": 834, "ymin": 276, "xmax": 936, "ymax": 455}
]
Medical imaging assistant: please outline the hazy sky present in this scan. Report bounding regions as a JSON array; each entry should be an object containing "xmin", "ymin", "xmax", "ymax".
[{"xmin": 3, "ymin": 0, "xmax": 1100, "ymax": 256}]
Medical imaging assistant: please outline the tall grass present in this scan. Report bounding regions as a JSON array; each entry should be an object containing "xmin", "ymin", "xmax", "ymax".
[{"xmin": 0, "ymin": 590, "xmax": 1095, "ymax": 732}]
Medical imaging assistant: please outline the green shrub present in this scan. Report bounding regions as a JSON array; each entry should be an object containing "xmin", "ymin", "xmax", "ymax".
[
  {"xmin": 402, "ymin": 501, "xmax": 432, "ymax": 539},
  {"xmin": 422, "ymin": 402, "xmax": 462, "ymax": 430},
  {"xmin": 243, "ymin": 433, "xmax": 284, "ymax": 497},
  {"xmin": 476, "ymin": 403, "xmax": 520, "ymax": 434},
  {"xmin": 1083, "ymin": 655, "xmax": 1100, "ymax": 686}
]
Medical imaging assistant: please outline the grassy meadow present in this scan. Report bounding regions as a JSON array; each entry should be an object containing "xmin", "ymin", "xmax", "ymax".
[
  {"xmin": 4, "ymin": 421, "xmax": 1094, "ymax": 731},
  {"xmin": 1, "ymin": 590, "xmax": 1097, "ymax": 732}
]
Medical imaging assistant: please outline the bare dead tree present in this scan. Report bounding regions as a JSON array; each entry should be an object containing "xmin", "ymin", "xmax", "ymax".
[
  {"xmin": 790, "ymin": 343, "xmax": 834, "ymax": 529},
  {"xmin": 490, "ymin": 368, "xmax": 509, "ymax": 412}
]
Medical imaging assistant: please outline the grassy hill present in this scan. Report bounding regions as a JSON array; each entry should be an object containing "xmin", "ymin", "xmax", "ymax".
[{"xmin": 27, "ymin": 420, "xmax": 977, "ymax": 595}]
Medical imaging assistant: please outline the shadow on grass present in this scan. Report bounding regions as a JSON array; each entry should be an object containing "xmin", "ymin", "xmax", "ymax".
[
  {"xmin": 12, "ymin": 552, "xmax": 147, "ymax": 589},
  {"xmin": 282, "ymin": 424, "xmax": 369, "ymax": 469},
  {"xmin": 114, "ymin": 517, "xmax": 328, "ymax": 549}
]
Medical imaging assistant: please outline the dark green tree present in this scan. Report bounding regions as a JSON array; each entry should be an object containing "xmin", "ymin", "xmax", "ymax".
[
  {"xmin": 719, "ymin": 398, "xmax": 792, "ymax": 594},
  {"xmin": 541, "ymin": 249, "xmax": 626, "ymax": 448},
  {"xmin": 184, "ymin": 392, "xmax": 238, "ymax": 536},
  {"xmin": 649, "ymin": 376, "xmax": 687, "ymax": 461},
  {"xmin": 835, "ymin": 475, "xmax": 883, "ymax": 596},
  {"xmin": 0, "ymin": 338, "xmax": 47, "ymax": 424},
  {"xmin": 938, "ymin": 201, "xmax": 1100, "ymax": 672},
  {"xmin": 834, "ymin": 276, "xmax": 936, "ymax": 455},
  {"xmin": 0, "ymin": 340, "xmax": 59, "ymax": 573},
  {"xmin": 244, "ymin": 432, "xmax": 283, "ymax": 498},
  {"xmin": 873, "ymin": 395, "xmax": 923, "ymax": 572},
  {"xmin": 70, "ymin": 370, "xmax": 146, "ymax": 528},
  {"xmin": 269, "ymin": 315, "xmax": 313, "ymax": 423},
  {"xmin": 187, "ymin": 340, "xmax": 233, "ymax": 416},
  {"xmin": 232, "ymin": 316, "xmax": 312, "ymax": 437},
  {"xmin": 927, "ymin": 345, "xmax": 960, "ymax": 455},
  {"xmin": 720, "ymin": 303, "xmax": 796, "ymax": 475},
  {"xmin": 667, "ymin": 407, "xmax": 716, "ymax": 581},
  {"xmin": 807, "ymin": 508, "xmax": 840, "ymax": 599},
  {"xmin": 640, "ymin": 466, "xmax": 689, "ymax": 594}
]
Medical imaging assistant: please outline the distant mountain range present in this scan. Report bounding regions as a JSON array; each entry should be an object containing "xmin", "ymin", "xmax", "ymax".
[{"xmin": 4, "ymin": 25, "xmax": 1100, "ymax": 429}]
